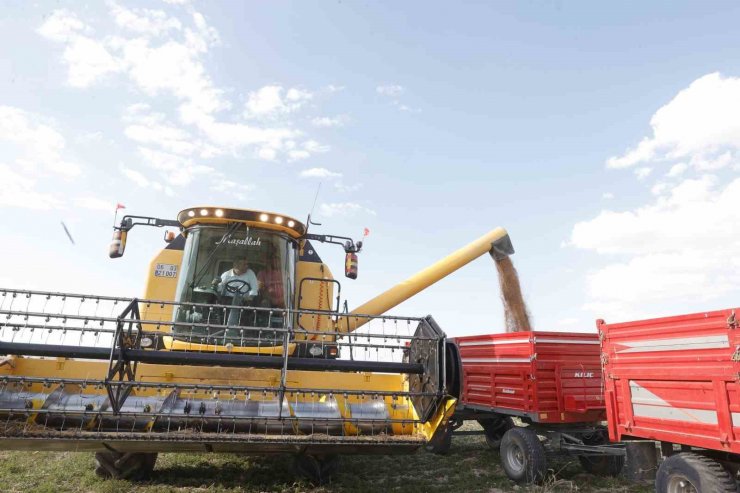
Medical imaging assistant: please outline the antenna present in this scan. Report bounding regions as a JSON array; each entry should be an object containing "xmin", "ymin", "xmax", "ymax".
[
  {"xmin": 306, "ymin": 182, "xmax": 322, "ymax": 231},
  {"xmin": 310, "ymin": 182, "xmax": 322, "ymax": 217}
]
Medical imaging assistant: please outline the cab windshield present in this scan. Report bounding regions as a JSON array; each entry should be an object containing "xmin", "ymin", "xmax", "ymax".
[{"xmin": 173, "ymin": 224, "xmax": 296, "ymax": 341}]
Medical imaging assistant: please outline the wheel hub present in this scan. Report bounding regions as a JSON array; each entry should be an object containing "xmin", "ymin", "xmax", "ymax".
[{"xmin": 667, "ymin": 474, "xmax": 697, "ymax": 493}]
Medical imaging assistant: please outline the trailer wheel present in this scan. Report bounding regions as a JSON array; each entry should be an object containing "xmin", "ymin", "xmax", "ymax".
[
  {"xmin": 656, "ymin": 453, "xmax": 739, "ymax": 493},
  {"xmin": 500, "ymin": 427, "xmax": 547, "ymax": 484},
  {"xmin": 478, "ymin": 416, "xmax": 514, "ymax": 450},
  {"xmin": 293, "ymin": 454, "xmax": 340, "ymax": 485},
  {"xmin": 578, "ymin": 432, "xmax": 624, "ymax": 477},
  {"xmin": 94, "ymin": 451, "xmax": 157, "ymax": 480}
]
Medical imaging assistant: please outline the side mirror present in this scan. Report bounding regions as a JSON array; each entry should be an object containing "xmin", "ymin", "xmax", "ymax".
[
  {"xmin": 109, "ymin": 230, "xmax": 128, "ymax": 258},
  {"xmin": 164, "ymin": 230, "xmax": 176, "ymax": 243},
  {"xmin": 345, "ymin": 252, "xmax": 358, "ymax": 279}
]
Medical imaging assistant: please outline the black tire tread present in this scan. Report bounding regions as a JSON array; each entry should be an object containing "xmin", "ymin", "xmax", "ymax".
[
  {"xmin": 293, "ymin": 454, "xmax": 340, "ymax": 486},
  {"xmin": 656, "ymin": 452, "xmax": 738, "ymax": 493},
  {"xmin": 478, "ymin": 416, "xmax": 514, "ymax": 450},
  {"xmin": 94, "ymin": 451, "xmax": 157, "ymax": 480},
  {"xmin": 500, "ymin": 427, "xmax": 547, "ymax": 484}
]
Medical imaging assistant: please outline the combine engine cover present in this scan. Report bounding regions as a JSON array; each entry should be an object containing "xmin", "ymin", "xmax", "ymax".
[{"xmin": 0, "ymin": 289, "xmax": 452, "ymax": 455}]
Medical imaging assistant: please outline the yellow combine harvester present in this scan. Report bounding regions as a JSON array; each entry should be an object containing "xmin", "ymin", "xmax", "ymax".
[{"xmin": 0, "ymin": 206, "xmax": 514, "ymax": 483}]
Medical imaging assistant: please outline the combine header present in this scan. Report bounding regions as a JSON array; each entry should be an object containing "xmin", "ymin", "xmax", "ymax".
[{"xmin": 0, "ymin": 206, "xmax": 515, "ymax": 483}]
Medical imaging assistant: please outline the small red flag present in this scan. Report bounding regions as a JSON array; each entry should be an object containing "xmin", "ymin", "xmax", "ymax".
[
  {"xmin": 363, "ymin": 227, "xmax": 370, "ymax": 237},
  {"xmin": 116, "ymin": 203, "xmax": 126, "ymax": 210}
]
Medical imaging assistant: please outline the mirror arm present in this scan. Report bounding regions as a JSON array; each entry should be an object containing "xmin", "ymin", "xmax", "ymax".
[
  {"xmin": 303, "ymin": 233, "xmax": 362, "ymax": 253},
  {"xmin": 115, "ymin": 215, "xmax": 181, "ymax": 233}
]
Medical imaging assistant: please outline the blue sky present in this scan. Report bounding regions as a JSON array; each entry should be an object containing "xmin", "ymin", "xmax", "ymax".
[{"xmin": 2, "ymin": 1, "xmax": 740, "ymax": 336}]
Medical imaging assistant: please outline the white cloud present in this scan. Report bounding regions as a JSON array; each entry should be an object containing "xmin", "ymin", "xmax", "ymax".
[
  {"xmin": 606, "ymin": 72, "xmax": 740, "ymax": 170},
  {"xmin": 120, "ymin": 164, "xmax": 173, "ymax": 196},
  {"xmin": 376, "ymin": 84, "xmax": 404, "ymax": 97},
  {"xmin": 39, "ymin": 11, "xmax": 122, "ymax": 87},
  {"xmin": 300, "ymin": 167, "xmax": 342, "ymax": 178},
  {"xmin": 65, "ymin": 37, "xmax": 123, "ymax": 87},
  {"xmin": 109, "ymin": 2, "xmax": 182, "ymax": 35},
  {"xmin": 244, "ymin": 85, "xmax": 313, "ymax": 119},
  {"xmin": 576, "ymin": 73, "xmax": 740, "ymax": 320},
  {"xmin": 690, "ymin": 151, "xmax": 734, "ymax": 171},
  {"xmin": 0, "ymin": 105, "xmax": 81, "ymax": 177},
  {"xmin": 319, "ymin": 202, "xmax": 376, "ymax": 217},
  {"xmin": 302, "ymin": 139, "xmax": 329, "ymax": 153},
  {"xmin": 123, "ymin": 104, "xmax": 207, "ymax": 157},
  {"xmin": 74, "ymin": 196, "xmax": 113, "ymax": 211},
  {"xmin": 571, "ymin": 174, "xmax": 740, "ymax": 319},
  {"xmin": 650, "ymin": 183, "xmax": 668, "ymax": 195},
  {"xmin": 634, "ymin": 167, "xmax": 652, "ymax": 180},
  {"xmin": 333, "ymin": 182, "xmax": 362, "ymax": 193},
  {"xmin": 39, "ymin": 6, "xmax": 330, "ymax": 166},
  {"xmin": 602, "ymin": 192, "xmax": 614, "ymax": 199},
  {"xmin": 311, "ymin": 115, "xmax": 348, "ymax": 128},
  {"xmin": 0, "ymin": 164, "xmax": 63, "ymax": 210},
  {"xmin": 286, "ymin": 140, "xmax": 329, "ymax": 162},
  {"xmin": 572, "ymin": 175, "xmax": 722, "ymax": 255},
  {"xmin": 210, "ymin": 176, "xmax": 254, "ymax": 201},
  {"xmin": 666, "ymin": 162, "xmax": 688, "ymax": 177},
  {"xmin": 37, "ymin": 9, "xmax": 91, "ymax": 42},
  {"xmin": 137, "ymin": 147, "xmax": 213, "ymax": 186},
  {"xmin": 120, "ymin": 165, "xmax": 151, "ymax": 188}
]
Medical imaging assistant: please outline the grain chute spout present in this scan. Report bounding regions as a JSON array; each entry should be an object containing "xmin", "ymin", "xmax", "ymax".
[{"xmin": 336, "ymin": 228, "xmax": 515, "ymax": 334}]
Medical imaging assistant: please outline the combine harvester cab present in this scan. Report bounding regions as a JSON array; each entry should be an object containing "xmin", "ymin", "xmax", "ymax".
[{"xmin": 0, "ymin": 206, "xmax": 514, "ymax": 483}]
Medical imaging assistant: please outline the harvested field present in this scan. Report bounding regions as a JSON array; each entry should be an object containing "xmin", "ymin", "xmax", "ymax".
[{"xmin": 0, "ymin": 423, "xmax": 651, "ymax": 492}]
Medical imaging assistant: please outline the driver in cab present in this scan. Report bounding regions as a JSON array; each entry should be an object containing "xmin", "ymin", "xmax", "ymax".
[{"xmin": 213, "ymin": 256, "xmax": 259, "ymax": 325}]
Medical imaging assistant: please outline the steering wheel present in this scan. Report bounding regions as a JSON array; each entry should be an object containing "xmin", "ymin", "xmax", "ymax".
[{"xmin": 224, "ymin": 279, "xmax": 252, "ymax": 296}]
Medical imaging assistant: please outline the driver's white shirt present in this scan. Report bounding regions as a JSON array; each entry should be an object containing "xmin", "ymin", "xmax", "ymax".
[{"xmin": 220, "ymin": 268, "xmax": 259, "ymax": 297}]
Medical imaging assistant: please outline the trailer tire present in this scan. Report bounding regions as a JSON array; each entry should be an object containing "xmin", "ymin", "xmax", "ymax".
[
  {"xmin": 94, "ymin": 451, "xmax": 157, "ymax": 480},
  {"xmin": 478, "ymin": 416, "xmax": 514, "ymax": 450},
  {"xmin": 656, "ymin": 452, "xmax": 738, "ymax": 493},
  {"xmin": 293, "ymin": 454, "xmax": 340, "ymax": 485},
  {"xmin": 578, "ymin": 431, "xmax": 624, "ymax": 477},
  {"xmin": 500, "ymin": 427, "xmax": 547, "ymax": 484}
]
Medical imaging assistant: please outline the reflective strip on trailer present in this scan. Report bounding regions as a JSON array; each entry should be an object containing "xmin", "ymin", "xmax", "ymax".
[
  {"xmin": 461, "ymin": 357, "xmax": 534, "ymax": 363},
  {"xmin": 615, "ymin": 334, "xmax": 729, "ymax": 354},
  {"xmin": 630, "ymin": 382, "xmax": 718, "ymax": 424},
  {"xmin": 533, "ymin": 338, "xmax": 600, "ymax": 345},
  {"xmin": 457, "ymin": 338, "xmax": 530, "ymax": 347}
]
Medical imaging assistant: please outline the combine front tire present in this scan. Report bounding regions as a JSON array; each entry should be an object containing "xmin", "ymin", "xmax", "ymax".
[
  {"xmin": 500, "ymin": 427, "xmax": 547, "ymax": 484},
  {"xmin": 94, "ymin": 451, "xmax": 158, "ymax": 480},
  {"xmin": 655, "ymin": 453, "xmax": 738, "ymax": 493},
  {"xmin": 294, "ymin": 454, "xmax": 340, "ymax": 485}
]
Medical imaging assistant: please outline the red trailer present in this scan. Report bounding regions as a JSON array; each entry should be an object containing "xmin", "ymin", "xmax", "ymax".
[
  {"xmin": 436, "ymin": 331, "xmax": 624, "ymax": 483},
  {"xmin": 600, "ymin": 307, "xmax": 740, "ymax": 492}
]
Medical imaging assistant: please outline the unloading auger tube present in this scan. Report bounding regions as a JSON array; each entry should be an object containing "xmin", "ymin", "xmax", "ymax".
[{"xmin": 336, "ymin": 227, "xmax": 514, "ymax": 333}]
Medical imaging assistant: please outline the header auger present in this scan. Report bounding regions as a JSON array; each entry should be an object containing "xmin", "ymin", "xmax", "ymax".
[{"xmin": 0, "ymin": 205, "xmax": 515, "ymax": 484}]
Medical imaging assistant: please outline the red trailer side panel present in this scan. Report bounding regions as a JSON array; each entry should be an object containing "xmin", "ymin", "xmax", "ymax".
[
  {"xmin": 455, "ymin": 331, "xmax": 604, "ymax": 424},
  {"xmin": 600, "ymin": 308, "xmax": 740, "ymax": 453}
]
